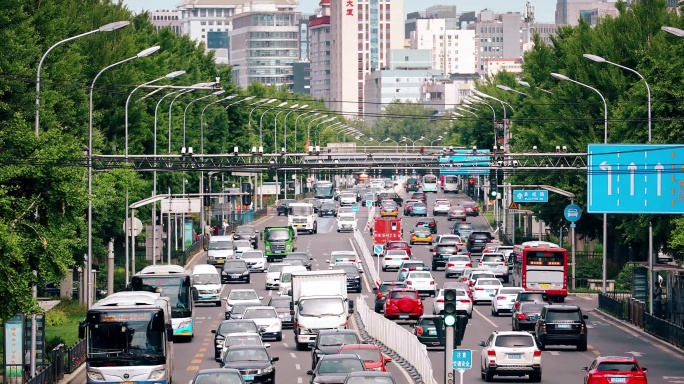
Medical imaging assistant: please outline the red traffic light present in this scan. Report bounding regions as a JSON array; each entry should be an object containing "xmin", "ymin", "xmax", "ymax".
[{"xmin": 468, "ymin": 178, "xmax": 475, "ymax": 185}]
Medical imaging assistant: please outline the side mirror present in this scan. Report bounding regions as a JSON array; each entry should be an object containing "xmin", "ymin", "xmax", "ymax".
[
  {"xmin": 476, "ymin": 259, "xmax": 481, "ymax": 263},
  {"xmin": 348, "ymin": 300, "xmax": 355, "ymax": 314},
  {"xmin": 385, "ymin": 357, "xmax": 392, "ymax": 363},
  {"xmin": 272, "ymin": 356, "xmax": 279, "ymax": 362},
  {"xmin": 583, "ymin": 315, "xmax": 589, "ymax": 319},
  {"xmin": 429, "ymin": 249, "xmax": 434, "ymax": 252},
  {"xmin": 258, "ymin": 296, "xmax": 264, "ymax": 300},
  {"xmin": 192, "ymin": 289, "xmax": 199, "ymax": 301},
  {"xmin": 372, "ymin": 288, "xmax": 378, "ymax": 294},
  {"xmin": 642, "ymin": 368, "xmax": 648, "ymax": 372},
  {"xmin": 219, "ymin": 362, "xmax": 224, "ymax": 368},
  {"xmin": 581, "ymin": 367, "xmax": 588, "ymax": 372},
  {"xmin": 478, "ymin": 341, "xmax": 485, "ymax": 347},
  {"xmin": 306, "ymin": 370, "xmax": 314, "ymax": 375},
  {"xmin": 309, "ymin": 257, "xmax": 314, "ymax": 260},
  {"xmin": 167, "ymin": 327, "xmax": 174, "ymax": 341},
  {"xmin": 425, "ymin": 266, "xmax": 431, "ymax": 271}
]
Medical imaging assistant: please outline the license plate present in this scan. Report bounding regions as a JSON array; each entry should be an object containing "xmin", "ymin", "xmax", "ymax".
[
  {"xmin": 557, "ymin": 324, "xmax": 571, "ymax": 329},
  {"xmin": 217, "ymin": 259, "xmax": 225, "ymax": 264},
  {"xmin": 506, "ymin": 304, "xmax": 513, "ymax": 308},
  {"xmin": 610, "ymin": 378, "xmax": 627, "ymax": 383},
  {"xmin": 489, "ymin": 265, "xmax": 497, "ymax": 268},
  {"xmin": 508, "ymin": 354, "xmax": 521, "ymax": 359},
  {"xmin": 540, "ymin": 283, "xmax": 550, "ymax": 288},
  {"xmin": 243, "ymin": 375, "xmax": 254, "ymax": 381},
  {"xmin": 231, "ymin": 274, "xmax": 241, "ymax": 278},
  {"xmin": 399, "ymin": 315, "xmax": 409, "ymax": 319},
  {"xmin": 201, "ymin": 295, "xmax": 212, "ymax": 299},
  {"xmin": 486, "ymin": 290, "xmax": 495, "ymax": 293},
  {"xmin": 428, "ymin": 330, "xmax": 437, "ymax": 335},
  {"xmin": 475, "ymin": 239, "xmax": 483, "ymax": 242},
  {"xmin": 297, "ymin": 225, "xmax": 304, "ymax": 228},
  {"xmin": 121, "ymin": 382, "xmax": 133, "ymax": 384},
  {"xmin": 275, "ymin": 250, "xmax": 282, "ymax": 254}
]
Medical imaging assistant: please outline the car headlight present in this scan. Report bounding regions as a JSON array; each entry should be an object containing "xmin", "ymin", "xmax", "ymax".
[
  {"xmin": 87, "ymin": 371, "xmax": 104, "ymax": 381},
  {"xmin": 179, "ymin": 320, "xmax": 191, "ymax": 328},
  {"xmin": 259, "ymin": 366, "xmax": 274, "ymax": 374},
  {"xmin": 148, "ymin": 368, "xmax": 166, "ymax": 380},
  {"xmin": 242, "ymin": 271, "xmax": 249, "ymax": 275}
]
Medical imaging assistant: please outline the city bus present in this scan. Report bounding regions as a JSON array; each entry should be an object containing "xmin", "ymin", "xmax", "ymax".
[
  {"xmin": 131, "ymin": 265, "xmax": 195, "ymax": 340},
  {"xmin": 511, "ymin": 241, "xmax": 568, "ymax": 302},
  {"xmin": 313, "ymin": 180, "xmax": 335, "ymax": 202},
  {"xmin": 80, "ymin": 291, "xmax": 174, "ymax": 384},
  {"xmin": 422, "ymin": 174, "xmax": 439, "ymax": 193},
  {"xmin": 442, "ymin": 175, "xmax": 459, "ymax": 193}
]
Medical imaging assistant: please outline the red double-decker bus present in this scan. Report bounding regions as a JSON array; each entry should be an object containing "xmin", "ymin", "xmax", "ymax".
[{"xmin": 511, "ymin": 241, "xmax": 568, "ymax": 302}]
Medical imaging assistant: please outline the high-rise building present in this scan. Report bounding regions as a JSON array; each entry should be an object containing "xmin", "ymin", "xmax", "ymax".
[
  {"xmin": 308, "ymin": 0, "xmax": 332, "ymax": 103},
  {"xmin": 228, "ymin": 10, "xmax": 301, "ymax": 89},
  {"xmin": 150, "ymin": 10, "xmax": 181, "ymax": 34},
  {"xmin": 298, "ymin": 16, "xmax": 310, "ymax": 61},
  {"xmin": 555, "ymin": 0, "xmax": 617, "ymax": 25},
  {"xmin": 410, "ymin": 18, "xmax": 477, "ymax": 75},
  {"xmin": 177, "ymin": 0, "xmax": 297, "ymax": 64},
  {"xmin": 470, "ymin": 11, "xmax": 523, "ymax": 74},
  {"xmin": 292, "ymin": 61, "xmax": 311, "ymax": 94},
  {"xmin": 330, "ymin": 0, "xmax": 404, "ymax": 115}
]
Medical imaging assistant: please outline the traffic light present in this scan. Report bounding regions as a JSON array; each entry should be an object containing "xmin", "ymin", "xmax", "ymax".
[
  {"xmin": 454, "ymin": 315, "xmax": 469, "ymax": 346},
  {"xmin": 443, "ymin": 288, "xmax": 458, "ymax": 326},
  {"xmin": 467, "ymin": 178, "xmax": 475, "ymax": 195},
  {"xmin": 242, "ymin": 183, "xmax": 252, "ymax": 207},
  {"xmin": 203, "ymin": 186, "xmax": 210, "ymax": 207},
  {"xmin": 489, "ymin": 170, "xmax": 498, "ymax": 199}
]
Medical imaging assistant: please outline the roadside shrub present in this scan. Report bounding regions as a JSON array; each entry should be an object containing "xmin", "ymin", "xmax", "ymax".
[{"xmin": 45, "ymin": 309, "xmax": 68, "ymax": 326}]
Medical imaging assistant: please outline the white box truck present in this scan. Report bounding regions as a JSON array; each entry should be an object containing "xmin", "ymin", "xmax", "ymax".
[
  {"xmin": 288, "ymin": 202, "xmax": 318, "ymax": 234},
  {"xmin": 290, "ymin": 270, "xmax": 353, "ymax": 350}
]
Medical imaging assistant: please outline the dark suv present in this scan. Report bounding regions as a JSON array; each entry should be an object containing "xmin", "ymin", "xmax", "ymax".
[
  {"xmin": 411, "ymin": 192, "xmax": 427, "ymax": 202},
  {"xmin": 415, "ymin": 217, "xmax": 437, "ymax": 234},
  {"xmin": 466, "ymin": 231, "xmax": 492, "ymax": 252},
  {"xmin": 373, "ymin": 281, "xmax": 408, "ymax": 312},
  {"xmin": 339, "ymin": 264, "xmax": 362, "ymax": 293},
  {"xmin": 376, "ymin": 192, "xmax": 403, "ymax": 206},
  {"xmin": 276, "ymin": 199, "xmax": 297, "ymax": 216},
  {"xmin": 310, "ymin": 329, "xmax": 360, "ymax": 370},
  {"xmin": 452, "ymin": 221, "xmax": 473, "ymax": 237},
  {"xmin": 535, "ymin": 305, "xmax": 588, "ymax": 351},
  {"xmin": 430, "ymin": 243, "xmax": 460, "ymax": 271},
  {"xmin": 513, "ymin": 291, "xmax": 551, "ymax": 311}
]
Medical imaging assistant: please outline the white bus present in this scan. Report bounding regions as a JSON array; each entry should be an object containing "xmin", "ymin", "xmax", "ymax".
[
  {"xmin": 443, "ymin": 175, "xmax": 459, "ymax": 193},
  {"xmin": 80, "ymin": 291, "xmax": 174, "ymax": 384}
]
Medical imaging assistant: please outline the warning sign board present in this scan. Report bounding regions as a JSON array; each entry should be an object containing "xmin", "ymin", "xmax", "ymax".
[{"xmin": 508, "ymin": 201, "xmax": 519, "ymax": 210}]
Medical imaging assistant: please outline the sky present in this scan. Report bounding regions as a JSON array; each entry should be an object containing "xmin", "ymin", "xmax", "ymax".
[{"xmin": 121, "ymin": 0, "xmax": 558, "ymax": 23}]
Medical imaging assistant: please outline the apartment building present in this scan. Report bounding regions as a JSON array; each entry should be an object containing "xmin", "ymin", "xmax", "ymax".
[
  {"xmin": 150, "ymin": 10, "xmax": 181, "ymax": 34},
  {"xmin": 410, "ymin": 18, "xmax": 477, "ymax": 75},
  {"xmin": 555, "ymin": 0, "xmax": 617, "ymax": 25},
  {"xmin": 329, "ymin": 0, "xmax": 405, "ymax": 115},
  {"xmin": 308, "ymin": 0, "xmax": 332, "ymax": 103}
]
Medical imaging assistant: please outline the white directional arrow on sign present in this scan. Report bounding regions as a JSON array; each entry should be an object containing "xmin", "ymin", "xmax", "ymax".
[
  {"xmin": 655, "ymin": 162, "xmax": 664, "ymax": 196},
  {"xmin": 516, "ymin": 193, "xmax": 523, "ymax": 200},
  {"xmin": 628, "ymin": 162, "xmax": 637, "ymax": 196},
  {"xmin": 600, "ymin": 161, "xmax": 612, "ymax": 195},
  {"xmin": 625, "ymin": 351, "xmax": 644, "ymax": 357}
]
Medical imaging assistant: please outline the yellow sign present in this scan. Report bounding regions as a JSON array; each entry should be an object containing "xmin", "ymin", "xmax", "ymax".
[{"xmin": 509, "ymin": 201, "xmax": 519, "ymax": 210}]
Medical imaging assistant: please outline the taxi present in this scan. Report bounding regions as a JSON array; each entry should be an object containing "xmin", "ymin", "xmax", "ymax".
[
  {"xmin": 380, "ymin": 202, "xmax": 399, "ymax": 217},
  {"xmin": 410, "ymin": 227, "xmax": 433, "ymax": 245}
]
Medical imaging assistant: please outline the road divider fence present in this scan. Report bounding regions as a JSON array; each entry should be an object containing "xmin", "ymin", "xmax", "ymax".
[{"xmin": 353, "ymin": 229, "xmax": 380, "ymax": 288}]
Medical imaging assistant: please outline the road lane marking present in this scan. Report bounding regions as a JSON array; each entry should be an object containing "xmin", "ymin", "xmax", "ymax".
[
  {"xmin": 593, "ymin": 350, "xmax": 601, "ymax": 355},
  {"xmin": 283, "ymin": 343, "xmax": 289, "ymax": 348},
  {"xmin": 588, "ymin": 345, "xmax": 594, "ymax": 349},
  {"xmin": 191, "ymin": 359, "xmax": 202, "ymax": 364},
  {"xmin": 290, "ymin": 352, "xmax": 297, "ymax": 358},
  {"xmin": 549, "ymin": 351, "xmax": 559, "ymax": 356},
  {"xmin": 295, "ymin": 364, "xmax": 301, "ymax": 370},
  {"xmin": 297, "ymin": 378, "xmax": 303, "ymax": 383},
  {"xmin": 199, "ymin": 348, "xmax": 207, "ymax": 352},
  {"xmin": 195, "ymin": 354, "xmax": 203, "ymax": 358},
  {"xmin": 187, "ymin": 366, "xmax": 199, "ymax": 371},
  {"xmin": 473, "ymin": 307, "xmax": 498, "ymax": 327}
]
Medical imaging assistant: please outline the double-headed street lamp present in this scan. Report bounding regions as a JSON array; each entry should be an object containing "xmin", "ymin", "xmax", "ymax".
[
  {"xmin": 518, "ymin": 80, "xmax": 553, "ymax": 95},
  {"xmin": 183, "ymin": 90, "xmax": 226, "ymax": 147},
  {"xmin": 457, "ymin": 107, "xmax": 478, "ymax": 117},
  {"xmin": 430, "ymin": 136, "xmax": 444, "ymax": 146},
  {"xmin": 283, "ymin": 104, "xmax": 308, "ymax": 152},
  {"xmin": 294, "ymin": 111, "xmax": 320, "ymax": 152},
  {"xmin": 401, "ymin": 136, "xmax": 425, "ymax": 147},
  {"xmin": 496, "ymin": 84, "xmax": 528, "ymax": 97},
  {"xmin": 260, "ymin": 102, "xmax": 287, "ymax": 150},
  {"xmin": 381, "ymin": 137, "xmax": 398, "ymax": 145},
  {"xmin": 551, "ymin": 72, "xmax": 609, "ymax": 294},
  {"xmin": 86, "ymin": 45, "xmax": 160, "ymax": 306},
  {"xmin": 308, "ymin": 115, "xmax": 332, "ymax": 144}
]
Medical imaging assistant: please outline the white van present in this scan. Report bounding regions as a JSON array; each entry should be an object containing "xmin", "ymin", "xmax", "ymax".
[
  {"xmin": 207, "ymin": 235, "xmax": 235, "ymax": 266},
  {"xmin": 277, "ymin": 265, "xmax": 307, "ymax": 296},
  {"xmin": 192, "ymin": 264, "xmax": 222, "ymax": 306}
]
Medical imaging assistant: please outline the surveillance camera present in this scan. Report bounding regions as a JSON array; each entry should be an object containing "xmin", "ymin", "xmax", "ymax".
[
  {"xmin": 233, "ymin": 146, "xmax": 239, "ymax": 154},
  {"xmin": 258, "ymin": 146, "xmax": 264, "ymax": 154},
  {"xmin": 187, "ymin": 147, "xmax": 193, "ymax": 155},
  {"xmin": 251, "ymin": 146, "xmax": 257, "ymax": 154},
  {"xmin": 532, "ymin": 145, "xmax": 538, "ymax": 152},
  {"xmin": 556, "ymin": 145, "xmax": 561, "ymax": 153},
  {"xmin": 181, "ymin": 147, "xmax": 187, "ymax": 155}
]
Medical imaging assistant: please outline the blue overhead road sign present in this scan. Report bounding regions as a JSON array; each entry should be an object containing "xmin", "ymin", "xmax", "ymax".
[
  {"xmin": 513, "ymin": 190, "xmax": 548, "ymax": 203},
  {"xmin": 588, "ymin": 144, "xmax": 684, "ymax": 214},
  {"xmin": 439, "ymin": 150, "xmax": 490, "ymax": 175}
]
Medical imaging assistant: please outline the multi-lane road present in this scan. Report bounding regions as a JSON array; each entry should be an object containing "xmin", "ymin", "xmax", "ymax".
[{"xmin": 68, "ymin": 186, "xmax": 684, "ymax": 384}]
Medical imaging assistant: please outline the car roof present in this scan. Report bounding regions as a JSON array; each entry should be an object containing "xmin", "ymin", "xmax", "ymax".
[
  {"xmin": 380, "ymin": 281, "xmax": 407, "ymax": 285},
  {"xmin": 338, "ymin": 343, "xmax": 379, "ymax": 350},
  {"xmin": 226, "ymin": 345, "xmax": 269, "ymax": 351},
  {"xmin": 595, "ymin": 356, "xmax": 638, "ymax": 363},
  {"xmin": 388, "ymin": 288, "xmax": 418, "ymax": 293},
  {"xmin": 318, "ymin": 329, "xmax": 358, "ymax": 335},
  {"xmin": 195, "ymin": 368, "xmax": 242, "ymax": 375},
  {"xmin": 418, "ymin": 315, "xmax": 440, "ymax": 319},
  {"xmin": 346, "ymin": 371, "xmax": 395, "ymax": 378},
  {"xmin": 493, "ymin": 331, "xmax": 535, "ymax": 337},
  {"xmin": 230, "ymin": 289, "xmax": 258, "ymax": 293},
  {"xmin": 545, "ymin": 304, "xmax": 581, "ymax": 310}
]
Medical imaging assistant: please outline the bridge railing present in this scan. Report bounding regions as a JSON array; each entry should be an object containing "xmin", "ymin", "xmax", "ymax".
[{"xmin": 325, "ymin": 145, "xmax": 453, "ymax": 154}]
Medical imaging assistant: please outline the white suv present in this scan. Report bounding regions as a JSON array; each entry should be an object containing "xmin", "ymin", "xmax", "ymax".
[
  {"xmin": 432, "ymin": 199, "xmax": 451, "ymax": 215},
  {"xmin": 477, "ymin": 253, "xmax": 509, "ymax": 283},
  {"xmin": 478, "ymin": 331, "xmax": 542, "ymax": 382}
]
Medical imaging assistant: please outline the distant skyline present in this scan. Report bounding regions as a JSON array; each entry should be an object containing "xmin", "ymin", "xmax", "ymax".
[{"xmin": 121, "ymin": 0, "xmax": 558, "ymax": 22}]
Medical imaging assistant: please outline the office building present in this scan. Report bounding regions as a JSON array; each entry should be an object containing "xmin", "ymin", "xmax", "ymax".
[
  {"xmin": 308, "ymin": 0, "xmax": 332, "ymax": 103},
  {"xmin": 410, "ymin": 18, "xmax": 477, "ymax": 75},
  {"xmin": 405, "ymin": 11, "xmax": 422, "ymax": 39},
  {"xmin": 470, "ymin": 11, "xmax": 523, "ymax": 74},
  {"xmin": 482, "ymin": 58, "xmax": 523, "ymax": 77},
  {"xmin": 150, "ymin": 10, "xmax": 181, "ymax": 34},
  {"xmin": 364, "ymin": 49, "xmax": 441, "ymax": 124},
  {"xmin": 228, "ymin": 10, "xmax": 301, "ymax": 89},
  {"xmin": 330, "ymin": 0, "xmax": 405, "ymax": 115},
  {"xmin": 292, "ymin": 61, "xmax": 311, "ymax": 94},
  {"xmin": 420, "ymin": 74, "xmax": 477, "ymax": 112},
  {"xmin": 298, "ymin": 16, "xmax": 310, "ymax": 61},
  {"xmin": 177, "ymin": 0, "xmax": 297, "ymax": 64},
  {"xmin": 555, "ymin": 0, "xmax": 617, "ymax": 25}
]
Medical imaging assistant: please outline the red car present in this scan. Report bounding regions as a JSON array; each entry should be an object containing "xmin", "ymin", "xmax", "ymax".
[
  {"xmin": 386, "ymin": 241, "xmax": 412, "ymax": 257},
  {"xmin": 338, "ymin": 344, "xmax": 392, "ymax": 372},
  {"xmin": 583, "ymin": 356, "xmax": 648, "ymax": 384},
  {"xmin": 410, "ymin": 192, "xmax": 427, "ymax": 202},
  {"xmin": 384, "ymin": 288, "xmax": 424, "ymax": 321}
]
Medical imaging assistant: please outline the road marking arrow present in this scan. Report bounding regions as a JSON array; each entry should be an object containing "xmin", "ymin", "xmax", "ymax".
[
  {"xmin": 655, "ymin": 162, "xmax": 664, "ymax": 196},
  {"xmin": 626, "ymin": 351, "xmax": 644, "ymax": 357},
  {"xmin": 600, "ymin": 161, "xmax": 612, "ymax": 195},
  {"xmin": 629, "ymin": 162, "xmax": 637, "ymax": 196}
]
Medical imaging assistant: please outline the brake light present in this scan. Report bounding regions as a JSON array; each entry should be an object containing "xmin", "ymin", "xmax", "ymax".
[
  {"xmin": 459, "ymin": 299, "xmax": 471, "ymax": 303},
  {"xmin": 416, "ymin": 327, "xmax": 423, "ymax": 335},
  {"xmin": 487, "ymin": 350, "xmax": 496, "ymax": 357},
  {"xmin": 465, "ymin": 263, "xmax": 472, "ymax": 267},
  {"xmin": 401, "ymin": 268, "xmax": 408, "ymax": 273},
  {"xmin": 385, "ymin": 258, "xmax": 391, "ymax": 261},
  {"xmin": 533, "ymin": 350, "xmax": 541, "ymax": 357},
  {"xmin": 497, "ymin": 296, "xmax": 506, "ymax": 300},
  {"xmin": 402, "ymin": 257, "xmax": 410, "ymax": 260},
  {"xmin": 469, "ymin": 238, "xmax": 474, "ymax": 242},
  {"xmin": 436, "ymin": 299, "xmax": 444, "ymax": 303},
  {"xmin": 447, "ymin": 263, "xmax": 455, "ymax": 267},
  {"xmin": 475, "ymin": 287, "xmax": 484, "ymax": 290},
  {"xmin": 580, "ymin": 323, "xmax": 585, "ymax": 334},
  {"xmin": 429, "ymin": 222, "xmax": 435, "ymax": 226},
  {"xmin": 429, "ymin": 281, "xmax": 435, "ymax": 285},
  {"xmin": 514, "ymin": 302, "xmax": 521, "ymax": 309},
  {"xmin": 486, "ymin": 238, "xmax": 492, "ymax": 243},
  {"xmin": 541, "ymin": 323, "xmax": 547, "ymax": 333},
  {"xmin": 517, "ymin": 313, "xmax": 527, "ymax": 320},
  {"xmin": 406, "ymin": 281, "xmax": 412, "ymax": 285},
  {"xmin": 377, "ymin": 293, "xmax": 382, "ymax": 299}
]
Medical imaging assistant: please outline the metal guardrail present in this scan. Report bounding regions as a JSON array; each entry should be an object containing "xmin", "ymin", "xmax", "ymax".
[
  {"xmin": 355, "ymin": 298, "xmax": 438, "ymax": 384},
  {"xmin": 644, "ymin": 312, "xmax": 684, "ymax": 350},
  {"xmin": 598, "ymin": 293, "xmax": 627, "ymax": 320},
  {"xmin": 65, "ymin": 339, "xmax": 85, "ymax": 374}
]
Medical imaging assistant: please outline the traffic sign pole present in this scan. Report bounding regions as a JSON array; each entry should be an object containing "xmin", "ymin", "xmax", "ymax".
[
  {"xmin": 445, "ymin": 326, "xmax": 454, "ymax": 384},
  {"xmin": 459, "ymin": 369, "xmax": 465, "ymax": 384}
]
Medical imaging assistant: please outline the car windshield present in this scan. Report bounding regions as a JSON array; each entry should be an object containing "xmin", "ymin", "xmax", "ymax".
[
  {"xmin": 472, "ymin": 274, "xmax": 495, "ymax": 281},
  {"xmin": 234, "ymin": 241, "xmax": 251, "ymax": 248},
  {"xmin": 482, "ymin": 255, "xmax": 504, "ymax": 262},
  {"xmin": 291, "ymin": 206, "xmax": 313, "ymax": 215},
  {"xmin": 476, "ymin": 279, "xmax": 501, "ymax": 286},
  {"xmin": 409, "ymin": 272, "xmax": 431, "ymax": 279},
  {"xmin": 269, "ymin": 299, "xmax": 289, "ymax": 308},
  {"xmin": 390, "ymin": 291, "xmax": 417, "ymax": 299},
  {"xmin": 266, "ymin": 229, "xmax": 290, "ymax": 241},
  {"xmin": 596, "ymin": 362, "xmax": 640, "ymax": 372},
  {"xmin": 379, "ymin": 283, "xmax": 406, "ymax": 292},
  {"xmin": 439, "ymin": 236, "xmax": 460, "ymax": 243},
  {"xmin": 457, "ymin": 224, "xmax": 472, "ymax": 230},
  {"xmin": 193, "ymin": 372, "xmax": 243, "ymax": 384},
  {"xmin": 229, "ymin": 291, "xmax": 258, "ymax": 300},
  {"xmin": 386, "ymin": 251, "xmax": 407, "ymax": 257},
  {"xmin": 546, "ymin": 310, "xmax": 581, "ymax": 321},
  {"xmin": 449, "ymin": 256, "xmax": 471, "ymax": 262},
  {"xmin": 226, "ymin": 334, "xmax": 262, "ymax": 346},
  {"xmin": 342, "ymin": 348, "xmax": 381, "ymax": 362},
  {"xmin": 267, "ymin": 264, "xmax": 288, "ymax": 273},
  {"xmin": 499, "ymin": 288, "xmax": 522, "ymax": 295},
  {"xmin": 520, "ymin": 304, "xmax": 545, "ymax": 312},
  {"xmin": 339, "ymin": 217, "xmax": 355, "ymax": 223},
  {"xmin": 218, "ymin": 321, "xmax": 258, "ymax": 334},
  {"xmin": 339, "ymin": 265, "xmax": 359, "ymax": 276},
  {"xmin": 318, "ymin": 359, "xmax": 365, "ymax": 374},
  {"xmin": 209, "ymin": 241, "xmax": 233, "ymax": 250},
  {"xmin": 299, "ymin": 297, "xmax": 344, "ymax": 316},
  {"xmin": 318, "ymin": 333, "xmax": 358, "ymax": 346},
  {"xmin": 193, "ymin": 274, "xmax": 220, "ymax": 285},
  {"xmin": 223, "ymin": 260, "xmax": 246, "ymax": 268},
  {"xmin": 414, "ymin": 203, "xmax": 426, "ymax": 208},
  {"xmin": 388, "ymin": 242, "xmax": 408, "ymax": 248},
  {"xmin": 241, "ymin": 252, "xmax": 263, "ymax": 259},
  {"xmin": 286, "ymin": 253, "xmax": 309, "ymax": 261},
  {"xmin": 520, "ymin": 293, "xmax": 547, "ymax": 302},
  {"xmin": 243, "ymin": 308, "xmax": 277, "ymax": 319},
  {"xmin": 437, "ymin": 245, "xmax": 457, "ymax": 253},
  {"xmin": 224, "ymin": 348, "xmax": 269, "ymax": 362},
  {"xmin": 342, "ymin": 193, "xmax": 356, "ymax": 198},
  {"xmin": 494, "ymin": 335, "xmax": 535, "ymax": 348},
  {"xmin": 235, "ymin": 226, "xmax": 255, "ymax": 234},
  {"xmin": 230, "ymin": 305, "xmax": 250, "ymax": 316},
  {"xmin": 321, "ymin": 203, "xmax": 336, "ymax": 209}
]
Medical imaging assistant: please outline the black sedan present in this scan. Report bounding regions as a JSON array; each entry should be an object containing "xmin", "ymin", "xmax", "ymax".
[
  {"xmin": 267, "ymin": 296, "xmax": 293, "ymax": 328},
  {"xmin": 190, "ymin": 368, "xmax": 246, "ymax": 384},
  {"xmin": 221, "ymin": 260, "xmax": 251, "ymax": 284},
  {"xmin": 220, "ymin": 346, "xmax": 279, "ymax": 384},
  {"xmin": 338, "ymin": 264, "xmax": 362, "ymax": 293},
  {"xmin": 284, "ymin": 252, "xmax": 313, "ymax": 270},
  {"xmin": 307, "ymin": 354, "xmax": 366, "ymax": 384},
  {"xmin": 512, "ymin": 302, "xmax": 545, "ymax": 332},
  {"xmin": 211, "ymin": 320, "xmax": 260, "ymax": 360},
  {"xmin": 319, "ymin": 202, "xmax": 338, "ymax": 217},
  {"xmin": 310, "ymin": 329, "xmax": 361, "ymax": 370},
  {"xmin": 232, "ymin": 225, "xmax": 259, "ymax": 248},
  {"xmin": 276, "ymin": 199, "xmax": 297, "ymax": 216},
  {"xmin": 344, "ymin": 371, "xmax": 396, "ymax": 384}
]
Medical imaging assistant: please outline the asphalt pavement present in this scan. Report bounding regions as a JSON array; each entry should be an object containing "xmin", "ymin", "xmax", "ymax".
[{"xmin": 63, "ymin": 186, "xmax": 684, "ymax": 384}]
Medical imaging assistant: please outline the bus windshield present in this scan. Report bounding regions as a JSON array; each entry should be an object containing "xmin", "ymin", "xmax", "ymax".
[
  {"xmin": 266, "ymin": 229, "xmax": 291, "ymax": 241},
  {"xmin": 444, "ymin": 176, "xmax": 458, "ymax": 184},
  {"xmin": 88, "ymin": 311, "xmax": 165, "ymax": 362},
  {"xmin": 423, "ymin": 175, "xmax": 437, "ymax": 183},
  {"xmin": 131, "ymin": 276, "xmax": 191, "ymax": 317},
  {"xmin": 209, "ymin": 241, "xmax": 233, "ymax": 250},
  {"xmin": 313, "ymin": 183, "xmax": 334, "ymax": 198}
]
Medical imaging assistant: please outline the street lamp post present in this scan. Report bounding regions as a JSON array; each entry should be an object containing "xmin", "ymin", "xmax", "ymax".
[
  {"xmin": 551, "ymin": 72, "xmax": 609, "ymax": 294},
  {"xmin": 284, "ymin": 105, "xmax": 308, "ymax": 152},
  {"xmin": 294, "ymin": 111, "xmax": 318, "ymax": 152},
  {"xmin": 87, "ymin": 45, "xmax": 160, "ymax": 307},
  {"xmin": 314, "ymin": 120, "xmax": 341, "ymax": 144},
  {"xmin": 430, "ymin": 136, "xmax": 443, "ymax": 146},
  {"xmin": 183, "ymin": 90, "xmax": 225, "ymax": 148},
  {"xmin": 260, "ymin": 102, "xmax": 288, "ymax": 150},
  {"xmin": 496, "ymin": 84, "xmax": 529, "ymax": 97},
  {"xmin": 248, "ymin": 98, "xmax": 275, "ymax": 149},
  {"xmin": 518, "ymin": 80, "xmax": 553, "ymax": 95},
  {"xmin": 35, "ymin": 20, "xmax": 130, "ymax": 137},
  {"xmin": 274, "ymin": 104, "xmax": 297, "ymax": 153},
  {"xmin": 457, "ymin": 107, "xmax": 478, "ymax": 117},
  {"xmin": 401, "ymin": 136, "xmax": 425, "ymax": 148},
  {"xmin": 308, "ymin": 116, "xmax": 333, "ymax": 144},
  {"xmin": 584, "ymin": 53, "xmax": 655, "ymax": 312}
]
